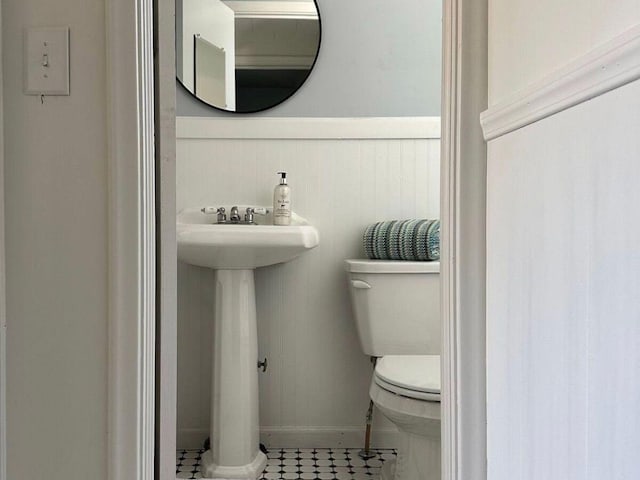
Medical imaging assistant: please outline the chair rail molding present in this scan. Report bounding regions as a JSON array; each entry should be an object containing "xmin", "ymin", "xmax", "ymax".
[
  {"xmin": 106, "ymin": 0, "xmax": 156, "ymax": 479},
  {"xmin": 480, "ymin": 23, "xmax": 640, "ymax": 141}
]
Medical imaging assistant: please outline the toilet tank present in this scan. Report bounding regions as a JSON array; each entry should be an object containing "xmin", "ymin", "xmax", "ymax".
[{"xmin": 345, "ymin": 259, "xmax": 440, "ymax": 357}]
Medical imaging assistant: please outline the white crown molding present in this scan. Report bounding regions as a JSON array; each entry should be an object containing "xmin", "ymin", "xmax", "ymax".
[
  {"xmin": 106, "ymin": 0, "xmax": 156, "ymax": 479},
  {"xmin": 176, "ymin": 116, "xmax": 441, "ymax": 140},
  {"xmin": 223, "ymin": 1, "xmax": 318, "ymax": 20},
  {"xmin": 480, "ymin": 23, "xmax": 640, "ymax": 141}
]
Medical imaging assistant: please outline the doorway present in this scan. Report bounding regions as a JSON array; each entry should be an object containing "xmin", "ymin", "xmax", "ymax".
[{"xmin": 103, "ymin": 1, "xmax": 488, "ymax": 479}]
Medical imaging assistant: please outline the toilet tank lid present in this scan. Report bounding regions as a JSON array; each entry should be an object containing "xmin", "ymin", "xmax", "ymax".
[{"xmin": 344, "ymin": 259, "xmax": 440, "ymax": 274}]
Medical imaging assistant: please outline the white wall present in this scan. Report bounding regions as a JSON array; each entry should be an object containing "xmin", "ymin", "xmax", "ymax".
[
  {"xmin": 488, "ymin": 0, "xmax": 640, "ymax": 104},
  {"xmin": 2, "ymin": 0, "xmax": 109, "ymax": 479},
  {"xmin": 176, "ymin": 117, "xmax": 440, "ymax": 448},
  {"xmin": 177, "ymin": 0, "xmax": 442, "ymax": 117},
  {"xmin": 486, "ymin": 4, "xmax": 640, "ymax": 479}
]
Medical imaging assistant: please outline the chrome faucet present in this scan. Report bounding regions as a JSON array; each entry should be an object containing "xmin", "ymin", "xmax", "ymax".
[
  {"xmin": 229, "ymin": 206, "xmax": 241, "ymax": 222},
  {"xmin": 201, "ymin": 206, "xmax": 269, "ymax": 224}
]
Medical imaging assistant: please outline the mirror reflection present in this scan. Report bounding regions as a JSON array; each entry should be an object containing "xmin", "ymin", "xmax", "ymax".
[{"xmin": 176, "ymin": 0, "xmax": 321, "ymax": 113}]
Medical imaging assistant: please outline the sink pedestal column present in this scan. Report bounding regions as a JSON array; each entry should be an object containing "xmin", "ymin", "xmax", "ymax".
[{"xmin": 201, "ymin": 269, "xmax": 267, "ymax": 479}]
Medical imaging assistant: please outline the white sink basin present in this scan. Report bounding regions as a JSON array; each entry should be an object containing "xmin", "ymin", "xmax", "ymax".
[
  {"xmin": 177, "ymin": 206, "xmax": 319, "ymax": 269},
  {"xmin": 177, "ymin": 206, "xmax": 319, "ymax": 478}
]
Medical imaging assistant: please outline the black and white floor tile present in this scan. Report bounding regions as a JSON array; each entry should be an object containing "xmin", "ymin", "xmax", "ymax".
[{"xmin": 176, "ymin": 447, "xmax": 397, "ymax": 479}]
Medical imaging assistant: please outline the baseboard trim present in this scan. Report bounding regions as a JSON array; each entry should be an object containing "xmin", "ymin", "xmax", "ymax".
[
  {"xmin": 480, "ymin": 23, "xmax": 640, "ymax": 141},
  {"xmin": 176, "ymin": 116, "xmax": 441, "ymax": 140},
  {"xmin": 177, "ymin": 426, "xmax": 399, "ymax": 450}
]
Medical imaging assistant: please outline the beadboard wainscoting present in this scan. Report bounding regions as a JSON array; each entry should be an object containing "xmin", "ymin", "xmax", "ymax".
[
  {"xmin": 484, "ymin": 17, "xmax": 640, "ymax": 480},
  {"xmin": 176, "ymin": 116, "xmax": 441, "ymax": 449}
]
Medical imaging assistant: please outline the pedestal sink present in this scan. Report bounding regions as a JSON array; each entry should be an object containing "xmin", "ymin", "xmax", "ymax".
[{"xmin": 177, "ymin": 207, "xmax": 319, "ymax": 479}]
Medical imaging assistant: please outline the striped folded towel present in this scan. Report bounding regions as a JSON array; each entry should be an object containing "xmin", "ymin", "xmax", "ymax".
[{"xmin": 363, "ymin": 219, "xmax": 440, "ymax": 261}]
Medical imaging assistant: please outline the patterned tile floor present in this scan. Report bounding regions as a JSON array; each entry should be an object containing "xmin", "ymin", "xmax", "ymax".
[{"xmin": 176, "ymin": 447, "xmax": 397, "ymax": 479}]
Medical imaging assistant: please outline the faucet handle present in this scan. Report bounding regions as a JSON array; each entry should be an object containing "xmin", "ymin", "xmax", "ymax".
[
  {"xmin": 201, "ymin": 206, "xmax": 226, "ymax": 223},
  {"xmin": 244, "ymin": 207, "xmax": 269, "ymax": 224},
  {"xmin": 201, "ymin": 206, "xmax": 223, "ymax": 214}
]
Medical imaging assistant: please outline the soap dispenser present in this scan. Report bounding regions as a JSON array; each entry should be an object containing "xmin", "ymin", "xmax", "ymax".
[{"xmin": 273, "ymin": 171, "xmax": 291, "ymax": 226}]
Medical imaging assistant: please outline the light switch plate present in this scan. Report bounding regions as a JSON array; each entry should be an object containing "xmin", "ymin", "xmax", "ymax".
[{"xmin": 24, "ymin": 27, "xmax": 70, "ymax": 95}]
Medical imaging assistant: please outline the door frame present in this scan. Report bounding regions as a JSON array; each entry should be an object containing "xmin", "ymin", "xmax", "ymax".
[
  {"xmin": 105, "ymin": 1, "xmax": 489, "ymax": 480},
  {"xmin": 440, "ymin": 0, "xmax": 488, "ymax": 479},
  {"xmin": 0, "ymin": 1, "xmax": 6, "ymax": 478},
  {"xmin": 106, "ymin": 0, "xmax": 156, "ymax": 479}
]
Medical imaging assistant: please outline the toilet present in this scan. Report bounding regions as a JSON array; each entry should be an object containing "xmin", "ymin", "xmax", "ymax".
[{"xmin": 345, "ymin": 259, "xmax": 441, "ymax": 480}]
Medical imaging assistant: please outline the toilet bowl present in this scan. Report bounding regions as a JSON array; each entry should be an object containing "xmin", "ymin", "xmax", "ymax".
[
  {"xmin": 345, "ymin": 259, "xmax": 441, "ymax": 480},
  {"xmin": 370, "ymin": 355, "xmax": 440, "ymax": 480}
]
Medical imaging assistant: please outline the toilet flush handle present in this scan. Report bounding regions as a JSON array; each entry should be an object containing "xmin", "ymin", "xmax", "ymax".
[
  {"xmin": 257, "ymin": 358, "xmax": 268, "ymax": 372},
  {"xmin": 351, "ymin": 280, "xmax": 371, "ymax": 289}
]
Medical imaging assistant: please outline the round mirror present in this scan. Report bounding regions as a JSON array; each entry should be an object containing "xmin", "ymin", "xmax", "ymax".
[{"xmin": 176, "ymin": 0, "xmax": 321, "ymax": 113}]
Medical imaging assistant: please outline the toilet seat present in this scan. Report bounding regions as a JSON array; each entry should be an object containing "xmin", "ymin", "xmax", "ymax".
[{"xmin": 374, "ymin": 355, "xmax": 440, "ymax": 402}]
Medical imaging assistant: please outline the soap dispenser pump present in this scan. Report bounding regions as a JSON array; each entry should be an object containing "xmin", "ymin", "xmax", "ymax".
[{"xmin": 273, "ymin": 171, "xmax": 291, "ymax": 226}]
